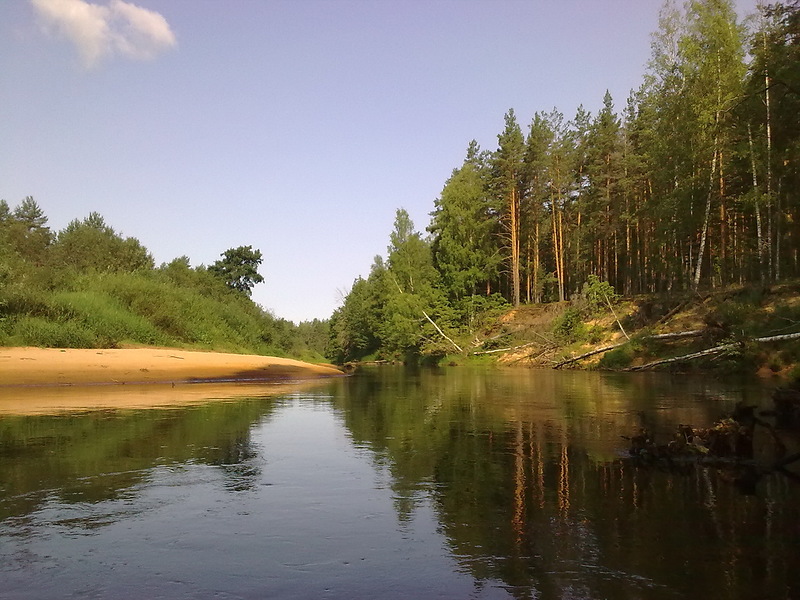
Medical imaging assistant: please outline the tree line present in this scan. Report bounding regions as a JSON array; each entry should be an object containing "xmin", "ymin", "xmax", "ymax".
[
  {"xmin": 329, "ymin": 0, "xmax": 800, "ymax": 363},
  {"xmin": 0, "ymin": 197, "xmax": 328, "ymax": 359}
]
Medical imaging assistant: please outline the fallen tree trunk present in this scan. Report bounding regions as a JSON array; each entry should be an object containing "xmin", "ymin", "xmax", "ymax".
[
  {"xmin": 627, "ymin": 343, "xmax": 739, "ymax": 371},
  {"xmin": 472, "ymin": 341, "xmax": 538, "ymax": 356},
  {"xmin": 553, "ymin": 329, "xmax": 706, "ymax": 368},
  {"xmin": 554, "ymin": 343, "xmax": 626, "ymax": 369},
  {"xmin": 421, "ymin": 310, "xmax": 463, "ymax": 354},
  {"xmin": 647, "ymin": 329, "xmax": 705, "ymax": 340},
  {"xmin": 753, "ymin": 331, "xmax": 800, "ymax": 344},
  {"xmin": 629, "ymin": 331, "xmax": 800, "ymax": 371}
]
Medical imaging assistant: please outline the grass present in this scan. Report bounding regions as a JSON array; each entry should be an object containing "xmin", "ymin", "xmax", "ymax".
[{"xmin": 0, "ymin": 269, "xmax": 295, "ymax": 356}]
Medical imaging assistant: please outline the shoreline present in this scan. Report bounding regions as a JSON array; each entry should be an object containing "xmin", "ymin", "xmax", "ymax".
[{"xmin": 0, "ymin": 347, "xmax": 345, "ymax": 388}]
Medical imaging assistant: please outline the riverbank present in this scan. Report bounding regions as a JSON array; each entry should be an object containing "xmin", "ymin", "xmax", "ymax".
[
  {"xmin": 468, "ymin": 281, "xmax": 800, "ymax": 376},
  {"xmin": 0, "ymin": 347, "xmax": 345, "ymax": 387}
]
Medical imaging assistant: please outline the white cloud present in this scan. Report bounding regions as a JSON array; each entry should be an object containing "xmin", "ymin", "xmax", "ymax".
[{"xmin": 30, "ymin": 0, "xmax": 176, "ymax": 67}]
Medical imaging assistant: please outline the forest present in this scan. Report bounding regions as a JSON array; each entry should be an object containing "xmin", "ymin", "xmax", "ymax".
[
  {"xmin": 0, "ymin": 198, "xmax": 329, "ymax": 361},
  {"xmin": 3, "ymin": 0, "xmax": 798, "ymax": 369},
  {"xmin": 328, "ymin": 0, "xmax": 800, "ymax": 364}
]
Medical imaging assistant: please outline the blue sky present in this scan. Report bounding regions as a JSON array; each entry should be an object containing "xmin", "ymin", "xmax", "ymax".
[{"xmin": 1, "ymin": 0, "xmax": 759, "ymax": 323}]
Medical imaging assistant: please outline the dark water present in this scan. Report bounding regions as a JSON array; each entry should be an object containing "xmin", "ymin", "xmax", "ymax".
[{"xmin": 1, "ymin": 367, "xmax": 798, "ymax": 599}]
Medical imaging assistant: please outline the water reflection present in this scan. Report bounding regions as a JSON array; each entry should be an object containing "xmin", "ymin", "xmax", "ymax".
[
  {"xmin": 0, "ymin": 368, "xmax": 798, "ymax": 599},
  {"xmin": 0, "ymin": 397, "xmax": 278, "ymax": 521},
  {"xmin": 338, "ymin": 367, "xmax": 800, "ymax": 600}
]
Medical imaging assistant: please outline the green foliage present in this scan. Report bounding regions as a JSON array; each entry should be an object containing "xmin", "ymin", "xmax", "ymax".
[
  {"xmin": 581, "ymin": 275, "xmax": 620, "ymax": 314},
  {"xmin": 290, "ymin": 319, "xmax": 330, "ymax": 362},
  {"xmin": 0, "ymin": 202, "xmax": 323, "ymax": 360},
  {"xmin": 50, "ymin": 289, "xmax": 168, "ymax": 347},
  {"xmin": 330, "ymin": 211, "xmax": 467, "ymax": 363},
  {"xmin": 428, "ymin": 152, "xmax": 499, "ymax": 300},
  {"xmin": 598, "ymin": 343, "xmax": 637, "ymax": 370},
  {"xmin": 50, "ymin": 212, "xmax": 154, "ymax": 273},
  {"xmin": 327, "ymin": 260, "xmax": 388, "ymax": 363},
  {"xmin": 2, "ymin": 197, "xmax": 52, "ymax": 263},
  {"xmin": 452, "ymin": 293, "xmax": 510, "ymax": 332},
  {"xmin": 552, "ymin": 307, "xmax": 587, "ymax": 343},
  {"xmin": 11, "ymin": 316, "xmax": 97, "ymax": 348},
  {"xmin": 209, "ymin": 245, "xmax": 264, "ymax": 296}
]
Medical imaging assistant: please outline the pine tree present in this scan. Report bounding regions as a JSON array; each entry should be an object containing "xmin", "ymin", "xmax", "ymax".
[
  {"xmin": 429, "ymin": 142, "xmax": 498, "ymax": 301},
  {"xmin": 490, "ymin": 110, "xmax": 525, "ymax": 306}
]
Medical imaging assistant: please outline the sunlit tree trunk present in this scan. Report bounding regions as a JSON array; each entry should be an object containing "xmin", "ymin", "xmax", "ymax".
[
  {"xmin": 748, "ymin": 123, "xmax": 765, "ymax": 279},
  {"xmin": 694, "ymin": 137, "xmax": 718, "ymax": 289}
]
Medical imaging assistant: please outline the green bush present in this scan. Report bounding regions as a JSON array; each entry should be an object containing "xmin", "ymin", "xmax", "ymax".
[
  {"xmin": 587, "ymin": 324, "xmax": 605, "ymax": 344},
  {"xmin": 581, "ymin": 275, "xmax": 620, "ymax": 314},
  {"xmin": 0, "ymin": 207, "xmax": 319, "ymax": 359},
  {"xmin": 12, "ymin": 316, "xmax": 97, "ymax": 348},
  {"xmin": 51, "ymin": 290, "xmax": 168, "ymax": 347},
  {"xmin": 552, "ymin": 307, "xmax": 586, "ymax": 343},
  {"xmin": 598, "ymin": 344, "xmax": 636, "ymax": 369}
]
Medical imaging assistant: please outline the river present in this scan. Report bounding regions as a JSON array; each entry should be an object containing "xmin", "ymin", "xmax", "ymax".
[{"xmin": 1, "ymin": 366, "xmax": 798, "ymax": 599}]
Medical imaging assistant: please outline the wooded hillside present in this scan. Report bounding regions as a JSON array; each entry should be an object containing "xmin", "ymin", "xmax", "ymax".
[{"xmin": 329, "ymin": 0, "xmax": 800, "ymax": 364}]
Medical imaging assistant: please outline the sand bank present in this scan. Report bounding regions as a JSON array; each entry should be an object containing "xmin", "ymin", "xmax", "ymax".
[
  {"xmin": 0, "ymin": 347, "xmax": 344, "ymax": 387},
  {"xmin": 0, "ymin": 347, "xmax": 345, "ymax": 415}
]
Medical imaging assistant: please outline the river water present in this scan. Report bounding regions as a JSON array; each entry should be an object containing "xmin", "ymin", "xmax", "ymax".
[{"xmin": 1, "ymin": 367, "xmax": 798, "ymax": 599}]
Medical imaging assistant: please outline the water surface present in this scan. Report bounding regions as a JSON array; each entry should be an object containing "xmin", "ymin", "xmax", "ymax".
[{"xmin": 1, "ymin": 367, "xmax": 797, "ymax": 599}]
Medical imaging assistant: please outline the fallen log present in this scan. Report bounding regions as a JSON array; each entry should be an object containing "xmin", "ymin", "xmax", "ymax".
[
  {"xmin": 627, "ymin": 343, "xmax": 738, "ymax": 371},
  {"xmin": 554, "ymin": 342, "xmax": 626, "ymax": 368},
  {"xmin": 629, "ymin": 331, "xmax": 800, "ymax": 371},
  {"xmin": 647, "ymin": 329, "xmax": 705, "ymax": 340},
  {"xmin": 553, "ymin": 329, "xmax": 705, "ymax": 368},
  {"xmin": 421, "ymin": 309, "xmax": 463, "ymax": 354},
  {"xmin": 472, "ymin": 341, "xmax": 538, "ymax": 356}
]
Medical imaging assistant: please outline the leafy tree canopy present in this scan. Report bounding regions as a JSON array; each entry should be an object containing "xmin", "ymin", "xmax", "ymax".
[
  {"xmin": 51, "ymin": 212, "xmax": 154, "ymax": 273},
  {"xmin": 209, "ymin": 245, "xmax": 265, "ymax": 295}
]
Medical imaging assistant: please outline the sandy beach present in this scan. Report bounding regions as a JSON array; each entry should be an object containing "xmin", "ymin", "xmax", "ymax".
[
  {"xmin": 0, "ymin": 347, "xmax": 344, "ymax": 387},
  {"xmin": 0, "ymin": 347, "xmax": 346, "ymax": 415}
]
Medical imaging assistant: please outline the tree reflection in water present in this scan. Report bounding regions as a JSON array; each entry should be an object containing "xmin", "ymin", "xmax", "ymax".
[
  {"xmin": 0, "ymin": 368, "xmax": 797, "ymax": 599},
  {"xmin": 339, "ymin": 366, "xmax": 800, "ymax": 600}
]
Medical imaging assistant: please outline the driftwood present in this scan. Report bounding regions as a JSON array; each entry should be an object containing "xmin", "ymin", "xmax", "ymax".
[
  {"xmin": 627, "ymin": 343, "xmax": 737, "ymax": 371},
  {"xmin": 471, "ymin": 332, "xmax": 505, "ymax": 348},
  {"xmin": 509, "ymin": 346, "xmax": 556, "ymax": 364},
  {"xmin": 555, "ymin": 328, "xmax": 799, "ymax": 370}
]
